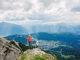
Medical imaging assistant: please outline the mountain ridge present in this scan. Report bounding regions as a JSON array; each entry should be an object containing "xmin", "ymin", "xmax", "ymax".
[
  {"xmin": 0, "ymin": 22, "xmax": 26, "ymax": 36},
  {"xmin": 0, "ymin": 37, "xmax": 57, "ymax": 60}
]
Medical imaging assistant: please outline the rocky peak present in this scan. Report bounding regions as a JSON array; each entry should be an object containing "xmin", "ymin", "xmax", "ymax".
[
  {"xmin": 17, "ymin": 48, "xmax": 57, "ymax": 60},
  {"xmin": 0, "ymin": 38, "xmax": 58, "ymax": 60},
  {"xmin": 0, "ymin": 38, "xmax": 21, "ymax": 60}
]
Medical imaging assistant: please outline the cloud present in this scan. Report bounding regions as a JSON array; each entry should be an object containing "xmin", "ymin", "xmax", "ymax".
[
  {"xmin": 0, "ymin": 0, "xmax": 32, "ymax": 11},
  {"xmin": 27, "ymin": 12, "xmax": 59, "ymax": 21},
  {"xmin": 39, "ymin": 0, "xmax": 54, "ymax": 7},
  {"xmin": 0, "ymin": 0, "xmax": 80, "ymax": 25}
]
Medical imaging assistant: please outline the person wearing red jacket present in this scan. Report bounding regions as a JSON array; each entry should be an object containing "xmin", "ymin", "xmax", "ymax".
[{"xmin": 27, "ymin": 35, "xmax": 32, "ymax": 49}]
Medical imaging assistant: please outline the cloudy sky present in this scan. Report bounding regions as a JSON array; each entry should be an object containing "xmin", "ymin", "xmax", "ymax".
[{"xmin": 0, "ymin": 0, "xmax": 80, "ymax": 26}]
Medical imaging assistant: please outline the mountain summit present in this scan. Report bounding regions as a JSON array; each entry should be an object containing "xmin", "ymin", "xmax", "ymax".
[
  {"xmin": 0, "ymin": 38, "xmax": 58, "ymax": 60},
  {"xmin": 17, "ymin": 48, "xmax": 58, "ymax": 60}
]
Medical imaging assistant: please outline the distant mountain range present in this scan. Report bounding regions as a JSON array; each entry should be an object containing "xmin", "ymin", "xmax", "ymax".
[
  {"xmin": 26, "ymin": 24, "xmax": 80, "ymax": 34},
  {"xmin": 0, "ymin": 22, "xmax": 26, "ymax": 36},
  {"xmin": 0, "ymin": 22, "xmax": 80, "ymax": 36}
]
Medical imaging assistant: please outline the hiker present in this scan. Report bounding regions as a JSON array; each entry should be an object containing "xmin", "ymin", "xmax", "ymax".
[
  {"xmin": 27, "ymin": 35, "xmax": 32, "ymax": 49},
  {"xmin": 36, "ymin": 41, "xmax": 39, "ymax": 48}
]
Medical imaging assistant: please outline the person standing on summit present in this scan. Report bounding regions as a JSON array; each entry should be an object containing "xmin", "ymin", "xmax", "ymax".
[{"xmin": 27, "ymin": 35, "xmax": 32, "ymax": 49}]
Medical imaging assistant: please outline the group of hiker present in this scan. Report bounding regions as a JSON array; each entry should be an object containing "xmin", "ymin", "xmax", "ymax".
[{"xmin": 27, "ymin": 35, "xmax": 39, "ymax": 49}]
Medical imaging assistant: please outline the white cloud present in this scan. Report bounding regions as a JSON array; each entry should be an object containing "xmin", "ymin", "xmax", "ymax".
[{"xmin": 0, "ymin": 0, "xmax": 80, "ymax": 25}]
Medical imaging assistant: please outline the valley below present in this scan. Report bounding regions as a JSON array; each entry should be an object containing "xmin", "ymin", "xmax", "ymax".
[{"xmin": 3, "ymin": 32, "xmax": 80, "ymax": 60}]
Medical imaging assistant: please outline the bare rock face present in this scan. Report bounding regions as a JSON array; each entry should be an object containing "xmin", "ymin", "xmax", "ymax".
[{"xmin": 0, "ymin": 38, "xmax": 21, "ymax": 60}]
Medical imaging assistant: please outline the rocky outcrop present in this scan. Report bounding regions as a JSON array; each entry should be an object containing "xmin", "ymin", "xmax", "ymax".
[
  {"xmin": 0, "ymin": 38, "xmax": 21, "ymax": 60},
  {"xmin": 17, "ymin": 48, "xmax": 58, "ymax": 60},
  {"xmin": 0, "ymin": 38, "xmax": 58, "ymax": 60}
]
